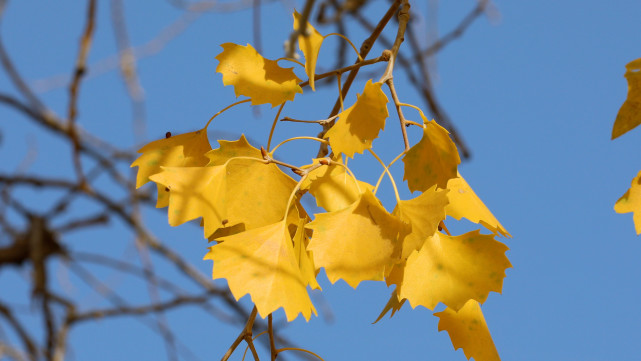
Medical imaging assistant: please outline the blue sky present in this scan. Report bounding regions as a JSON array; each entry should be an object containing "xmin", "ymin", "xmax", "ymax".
[{"xmin": 1, "ymin": 1, "xmax": 640, "ymax": 360}]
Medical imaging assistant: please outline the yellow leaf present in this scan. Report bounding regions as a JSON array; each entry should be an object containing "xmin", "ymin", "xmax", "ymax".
[
  {"xmin": 373, "ymin": 289, "xmax": 406, "ymax": 324},
  {"xmin": 306, "ymin": 190, "xmax": 404, "ymax": 288},
  {"xmin": 435, "ymin": 299, "xmax": 501, "ymax": 361},
  {"xmin": 150, "ymin": 165, "xmax": 227, "ymax": 236},
  {"xmin": 402, "ymin": 119, "xmax": 460, "ymax": 192},
  {"xmin": 215, "ymin": 43, "xmax": 303, "ymax": 107},
  {"xmin": 614, "ymin": 170, "xmax": 641, "ymax": 235},
  {"xmin": 400, "ymin": 230, "xmax": 511, "ymax": 311},
  {"xmin": 324, "ymin": 80, "xmax": 389, "ymax": 158},
  {"xmin": 393, "ymin": 185, "xmax": 449, "ymax": 259},
  {"xmin": 302, "ymin": 157, "xmax": 373, "ymax": 212},
  {"xmin": 292, "ymin": 216, "xmax": 321, "ymax": 290},
  {"xmin": 150, "ymin": 148, "xmax": 296, "ymax": 237},
  {"xmin": 204, "ymin": 221, "xmax": 317, "ymax": 321},
  {"xmin": 293, "ymin": 11, "xmax": 324, "ymax": 91},
  {"xmin": 612, "ymin": 58, "xmax": 641, "ymax": 139},
  {"xmin": 206, "ymin": 134, "xmax": 262, "ymax": 166},
  {"xmin": 131, "ymin": 129, "xmax": 211, "ymax": 207},
  {"xmin": 446, "ymin": 174, "xmax": 510, "ymax": 237}
]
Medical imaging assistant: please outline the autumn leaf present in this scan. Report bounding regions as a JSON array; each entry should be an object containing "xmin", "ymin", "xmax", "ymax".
[
  {"xmin": 302, "ymin": 157, "xmax": 373, "ymax": 212},
  {"xmin": 614, "ymin": 170, "xmax": 641, "ymax": 235},
  {"xmin": 446, "ymin": 174, "xmax": 510, "ymax": 237},
  {"xmin": 393, "ymin": 185, "xmax": 449, "ymax": 259},
  {"xmin": 400, "ymin": 230, "xmax": 511, "ymax": 311},
  {"xmin": 306, "ymin": 190, "xmax": 405, "ymax": 288},
  {"xmin": 324, "ymin": 80, "xmax": 389, "ymax": 158},
  {"xmin": 131, "ymin": 129, "xmax": 211, "ymax": 207},
  {"xmin": 150, "ymin": 136, "xmax": 297, "ymax": 237},
  {"xmin": 215, "ymin": 43, "xmax": 303, "ymax": 107},
  {"xmin": 612, "ymin": 58, "xmax": 641, "ymax": 139},
  {"xmin": 293, "ymin": 10, "xmax": 324, "ymax": 91},
  {"xmin": 204, "ymin": 221, "xmax": 317, "ymax": 321},
  {"xmin": 402, "ymin": 119, "xmax": 460, "ymax": 192},
  {"xmin": 435, "ymin": 299, "xmax": 501, "ymax": 361}
]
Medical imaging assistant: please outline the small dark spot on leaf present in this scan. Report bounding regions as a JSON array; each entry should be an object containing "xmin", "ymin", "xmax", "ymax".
[{"xmin": 165, "ymin": 131, "xmax": 172, "ymax": 138}]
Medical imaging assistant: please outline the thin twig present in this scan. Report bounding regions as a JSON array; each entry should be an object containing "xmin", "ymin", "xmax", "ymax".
[
  {"xmin": 67, "ymin": 0, "xmax": 97, "ymax": 187},
  {"xmin": 299, "ymin": 51, "xmax": 390, "ymax": 88},
  {"xmin": 385, "ymin": 78, "xmax": 410, "ymax": 150}
]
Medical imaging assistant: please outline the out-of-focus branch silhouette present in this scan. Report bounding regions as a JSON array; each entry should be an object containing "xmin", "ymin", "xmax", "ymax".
[{"xmin": 0, "ymin": 0, "xmax": 492, "ymax": 360}]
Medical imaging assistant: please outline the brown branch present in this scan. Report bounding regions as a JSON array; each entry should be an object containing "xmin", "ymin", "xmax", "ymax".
[
  {"xmin": 385, "ymin": 78, "xmax": 410, "ymax": 150},
  {"xmin": 317, "ymin": 0, "xmax": 401, "ymax": 157},
  {"xmin": 299, "ymin": 51, "xmax": 390, "ymax": 88},
  {"xmin": 221, "ymin": 306, "xmax": 259, "ymax": 361},
  {"xmin": 69, "ymin": 290, "xmax": 221, "ymax": 323},
  {"xmin": 0, "ymin": 302, "xmax": 39, "ymax": 361}
]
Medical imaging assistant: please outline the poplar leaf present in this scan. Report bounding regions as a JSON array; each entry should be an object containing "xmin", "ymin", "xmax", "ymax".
[
  {"xmin": 302, "ymin": 157, "xmax": 373, "ymax": 212},
  {"xmin": 400, "ymin": 230, "xmax": 511, "ymax": 311},
  {"xmin": 614, "ymin": 170, "xmax": 641, "ymax": 235},
  {"xmin": 204, "ymin": 221, "xmax": 317, "ymax": 321},
  {"xmin": 402, "ymin": 119, "xmax": 460, "ymax": 192},
  {"xmin": 150, "ymin": 137, "xmax": 296, "ymax": 237},
  {"xmin": 131, "ymin": 129, "xmax": 211, "ymax": 207},
  {"xmin": 393, "ymin": 185, "xmax": 449, "ymax": 259},
  {"xmin": 306, "ymin": 190, "xmax": 406, "ymax": 288},
  {"xmin": 324, "ymin": 80, "xmax": 389, "ymax": 158},
  {"xmin": 293, "ymin": 11, "xmax": 324, "ymax": 91},
  {"xmin": 446, "ymin": 174, "xmax": 510, "ymax": 237},
  {"xmin": 215, "ymin": 43, "xmax": 303, "ymax": 107},
  {"xmin": 435, "ymin": 299, "xmax": 501, "ymax": 361},
  {"xmin": 612, "ymin": 58, "xmax": 641, "ymax": 139}
]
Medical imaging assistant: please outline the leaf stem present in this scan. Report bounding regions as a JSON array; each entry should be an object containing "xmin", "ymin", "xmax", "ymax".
[
  {"xmin": 267, "ymin": 102, "xmax": 286, "ymax": 151},
  {"xmin": 323, "ymin": 33, "xmax": 363, "ymax": 61},
  {"xmin": 205, "ymin": 98, "xmax": 252, "ymax": 129},
  {"xmin": 268, "ymin": 314, "xmax": 277, "ymax": 361},
  {"xmin": 276, "ymin": 57, "xmax": 306, "ymax": 68},
  {"xmin": 367, "ymin": 149, "xmax": 400, "ymax": 203},
  {"xmin": 276, "ymin": 347, "xmax": 325, "ymax": 361},
  {"xmin": 270, "ymin": 136, "xmax": 328, "ymax": 156},
  {"xmin": 374, "ymin": 151, "xmax": 404, "ymax": 194}
]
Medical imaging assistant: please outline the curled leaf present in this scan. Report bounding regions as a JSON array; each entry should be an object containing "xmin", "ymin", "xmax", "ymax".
[
  {"xmin": 215, "ymin": 43, "xmax": 303, "ymax": 107},
  {"xmin": 324, "ymin": 80, "xmax": 389, "ymax": 158},
  {"xmin": 435, "ymin": 299, "xmax": 501, "ymax": 361},
  {"xmin": 293, "ymin": 10, "xmax": 324, "ymax": 91},
  {"xmin": 614, "ymin": 170, "xmax": 641, "ymax": 235},
  {"xmin": 612, "ymin": 58, "xmax": 641, "ymax": 139}
]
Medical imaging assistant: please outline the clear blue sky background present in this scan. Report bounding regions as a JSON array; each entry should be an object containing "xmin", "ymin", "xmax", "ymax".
[{"xmin": 1, "ymin": 1, "xmax": 640, "ymax": 360}]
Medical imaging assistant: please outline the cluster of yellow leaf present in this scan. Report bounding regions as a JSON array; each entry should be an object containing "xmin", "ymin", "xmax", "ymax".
[
  {"xmin": 132, "ymin": 11, "xmax": 512, "ymax": 361},
  {"xmin": 612, "ymin": 58, "xmax": 641, "ymax": 235}
]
